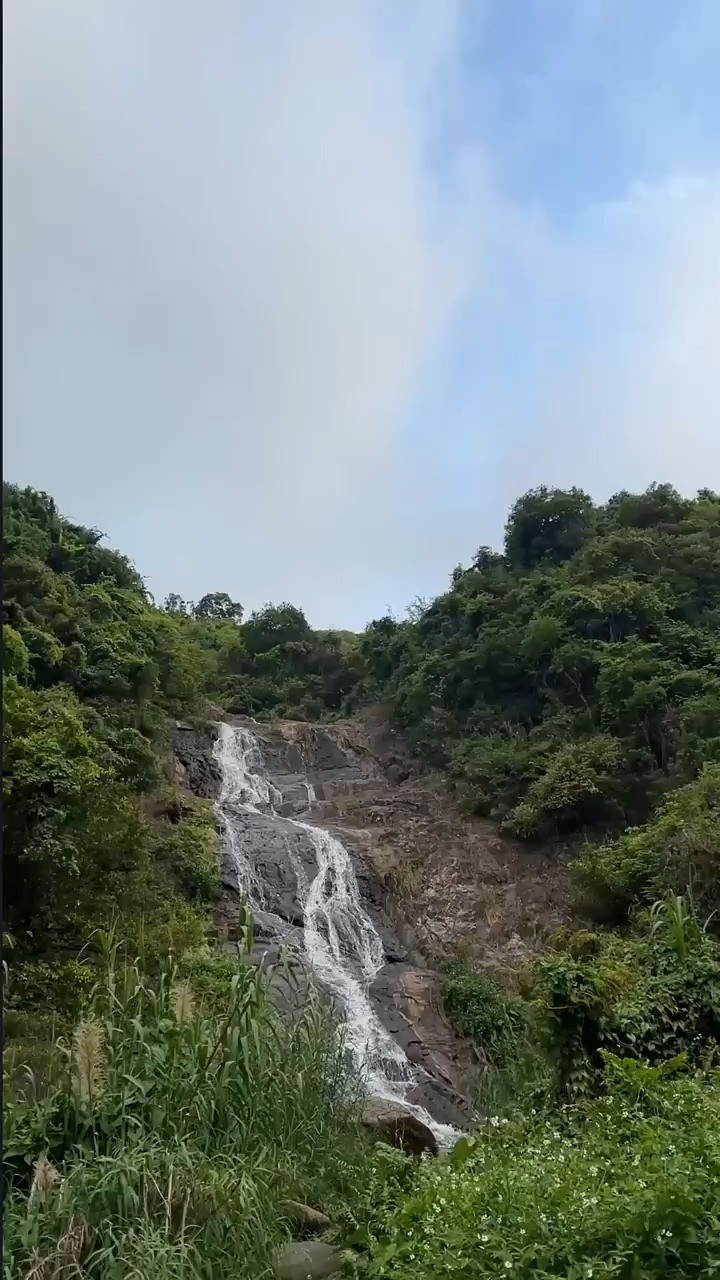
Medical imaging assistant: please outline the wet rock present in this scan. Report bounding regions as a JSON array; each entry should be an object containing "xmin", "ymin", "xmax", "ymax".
[
  {"xmin": 215, "ymin": 805, "xmax": 321, "ymax": 918},
  {"xmin": 174, "ymin": 714, "xmax": 477, "ymax": 1132},
  {"xmin": 272, "ymin": 1241, "xmax": 342, "ymax": 1280},
  {"xmin": 368, "ymin": 965, "xmax": 473, "ymax": 1129},
  {"xmin": 278, "ymin": 1201, "xmax": 331, "ymax": 1233},
  {"xmin": 360, "ymin": 1098, "xmax": 438, "ymax": 1156}
]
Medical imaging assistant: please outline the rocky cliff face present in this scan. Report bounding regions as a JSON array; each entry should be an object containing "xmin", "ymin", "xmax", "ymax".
[{"xmin": 171, "ymin": 713, "xmax": 569, "ymax": 1131}]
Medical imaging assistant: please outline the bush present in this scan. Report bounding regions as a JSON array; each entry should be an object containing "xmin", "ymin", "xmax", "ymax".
[
  {"xmin": 5, "ymin": 960, "xmax": 96, "ymax": 1021},
  {"xmin": 573, "ymin": 765, "xmax": 720, "ymax": 923},
  {"xmin": 452, "ymin": 736, "xmax": 550, "ymax": 820},
  {"xmin": 361, "ymin": 1062, "xmax": 720, "ymax": 1279},
  {"xmin": 156, "ymin": 795, "xmax": 221, "ymax": 904},
  {"xmin": 441, "ymin": 964, "xmax": 527, "ymax": 1064},
  {"xmin": 441, "ymin": 963, "xmax": 548, "ymax": 1114},
  {"xmin": 506, "ymin": 735, "xmax": 624, "ymax": 838},
  {"xmin": 531, "ymin": 908, "xmax": 720, "ymax": 1099}
]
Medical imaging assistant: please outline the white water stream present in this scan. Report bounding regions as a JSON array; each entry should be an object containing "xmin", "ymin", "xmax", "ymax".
[{"xmin": 213, "ymin": 721, "xmax": 458, "ymax": 1148}]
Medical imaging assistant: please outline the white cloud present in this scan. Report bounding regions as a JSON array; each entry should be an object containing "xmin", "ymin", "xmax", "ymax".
[
  {"xmin": 4, "ymin": 1, "xmax": 719, "ymax": 627},
  {"xmin": 499, "ymin": 175, "xmax": 720, "ymax": 503},
  {"xmin": 4, "ymin": 0, "xmax": 478, "ymax": 620}
]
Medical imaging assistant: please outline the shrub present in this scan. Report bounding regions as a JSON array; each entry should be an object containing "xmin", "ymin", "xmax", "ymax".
[
  {"xmin": 441, "ymin": 963, "xmax": 548, "ymax": 1114},
  {"xmin": 361, "ymin": 1063, "xmax": 720, "ymax": 1279},
  {"xmin": 531, "ymin": 909, "xmax": 720, "ymax": 1099},
  {"xmin": 573, "ymin": 765, "xmax": 720, "ymax": 923},
  {"xmin": 452, "ymin": 736, "xmax": 550, "ymax": 819},
  {"xmin": 156, "ymin": 795, "xmax": 221, "ymax": 904},
  {"xmin": 5, "ymin": 960, "xmax": 96, "ymax": 1021},
  {"xmin": 506, "ymin": 735, "xmax": 624, "ymax": 838},
  {"xmin": 441, "ymin": 964, "xmax": 527, "ymax": 1064}
]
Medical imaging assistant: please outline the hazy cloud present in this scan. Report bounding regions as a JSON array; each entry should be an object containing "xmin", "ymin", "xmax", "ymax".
[
  {"xmin": 4, "ymin": 1, "xmax": 719, "ymax": 626},
  {"xmin": 493, "ymin": 175, "xmax": 720, "ymax": 506},
  {"xmin": 5, "ymin": 0, "xmax": 477, "ymax": 621}
]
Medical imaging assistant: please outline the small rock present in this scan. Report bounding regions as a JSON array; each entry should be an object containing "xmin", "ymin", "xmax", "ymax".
[
  {"xmin": 360, "ymin": 1098, "xmax": 439, "ymax": 1156},
  {"xmin": 272, "ymin": 1241, "xmax": 342, "ymax": 1280},
  {"xmin": 278, "ymin": 1200, "xmax": 331, "ymax": 1233}
]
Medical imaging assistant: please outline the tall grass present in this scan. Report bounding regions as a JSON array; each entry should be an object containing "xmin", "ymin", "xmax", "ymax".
[{"xmin": 3, "ymin": 909, "xmax": 369, "ymax": 1278}]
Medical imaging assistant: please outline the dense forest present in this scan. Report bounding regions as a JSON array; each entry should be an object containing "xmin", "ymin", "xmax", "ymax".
[
  {"xmin": 361, "ymin": 482, "xmax": 720, "ymax": 922},
  {"xmin": 3, "ymin": 479, "xmax": 720, "ymax": 1278}
]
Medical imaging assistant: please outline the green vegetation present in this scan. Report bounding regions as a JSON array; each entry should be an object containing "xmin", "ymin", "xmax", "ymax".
[
  {"xmin": 441, "ymin": 900, "xmax": 720, "ymax": 1108},
  {"xmin": 161, "ymin": 595, "xmax": 363, "ymax": 721},
  {"xmin": 441, "ymin": 964, "xmax": 528, "ymax": 1071},
  {"xmin": 532, "ymin": 902, "xmax": 720, "ymax": 1100},
  {"xmin": 573, "ymin": 765, "xmax": 720, "ymax": 923},
  {"xmin": 3, "ymin": 919, "xmax": 373, "ymax": 1279},
  {"xmin": 2, "ymin": 483, "xmax": 361, "ymax": 958},
  {"xmin": 360, "ymin": 1060, "xmax": 720, "ymax": 1278},
  {"xmin": 3, "ymin": 484, "xmax": 218, "ymax": 960},
  {"xmin": 6, "ymin": 904, "xmax": 719, "ymax": 1279},
  {"xmin": 361, "ymin": 482, "xmax": 720, "ymax": 922},
  {"xmin": 4, "ymin": 479, "xmax": 720, "ymax": 1277}
]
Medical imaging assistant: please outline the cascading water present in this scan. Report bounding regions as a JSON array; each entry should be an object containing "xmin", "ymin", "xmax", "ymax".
[{"xmin": 213, "ymin": 721, "xmax": 458, "ymax": 1148}]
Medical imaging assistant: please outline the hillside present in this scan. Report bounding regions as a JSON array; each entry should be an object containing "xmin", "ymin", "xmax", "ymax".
[
  {"xmin": 3, "ymin": 480, "xmax": 720, "ymax": 1278},
  {"xmin": 360, "ymin": 483, "xmax": 720, "ymax": 923}
]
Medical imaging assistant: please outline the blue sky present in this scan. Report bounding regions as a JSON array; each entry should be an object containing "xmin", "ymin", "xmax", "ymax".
[
  {"xmin": 5, "ymin": 1, "xmax": 720, "ymax": 627},
  {"xmin": 458, "ymin": 1, "xmax": 719, "ymax": 209}
]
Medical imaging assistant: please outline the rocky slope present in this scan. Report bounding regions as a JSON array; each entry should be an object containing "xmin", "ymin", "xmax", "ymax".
[{"xmin": 171, "ymin": 712, "xmax": 570, "ymax": 1130}]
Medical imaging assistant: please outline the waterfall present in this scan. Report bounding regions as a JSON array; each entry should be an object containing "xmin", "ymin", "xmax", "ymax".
[{"xmin": 213, "ymin": 721, "xmax": 458, "ymax": 1148}]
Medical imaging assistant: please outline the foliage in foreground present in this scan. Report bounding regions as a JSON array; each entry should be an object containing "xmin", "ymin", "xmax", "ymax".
[
  {"xmin": 532, "ymin": 901, "xmax": 720, "ymax": 1100},
  {"xmin": 5, "ymin": 914, "xmax": 720, "ymax": 1279},
  {"xmin": 3, "ymin": 920, "xmax": 369, "ymax": 1279},
  {"xmin": 361, "ymin": 1059, "xmax": 720, "ymax": 1279}
]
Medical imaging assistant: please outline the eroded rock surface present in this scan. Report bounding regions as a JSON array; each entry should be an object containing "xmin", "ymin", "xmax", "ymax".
[{"xmin": 171, "ymin": 713, "xmax": 569, "ymax": 1130}]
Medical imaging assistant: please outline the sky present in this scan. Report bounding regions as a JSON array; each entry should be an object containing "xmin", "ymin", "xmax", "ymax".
[{"xmin": 4, "ymin": 0, "xmax": 720, "ymax": 629}]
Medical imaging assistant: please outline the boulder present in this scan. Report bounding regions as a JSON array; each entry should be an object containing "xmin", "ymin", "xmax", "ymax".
[
  {"xmin": 272, "ymin": 1241, "xmax": 342, "ymax": 1280},
  {"xmin": 360, "ymin": 1098, "xmax": 438, "ymax": 1156},
  {"xmin": 277, "ymin": 1200, "xmax": 331, "ymax": 1233}
]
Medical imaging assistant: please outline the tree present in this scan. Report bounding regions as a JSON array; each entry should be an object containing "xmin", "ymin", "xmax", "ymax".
[
  {"xmin": 573, "ymin": 765, "xmax": 720, "ymax": 922},
  {"xmin": 242, "ymin": 603, "xmax": 310, "ymax": 655},
  {"xmin": 364, "ymin": 482, "xmax": 719, "ymax": 863},
  {"xmin": 604, "ymin": 483, "xmax": 691, "ymax": 531},
  {"xmin": 163, "ymin": 594, "xmax": 190, "ymax": 616},
  {"xmin": 504, "ymin": 486, "xmax": 596, "ymax": 570},
  {"xmin": 193, "ymin": 592, "xmax": 243, "ymax": 623}
]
